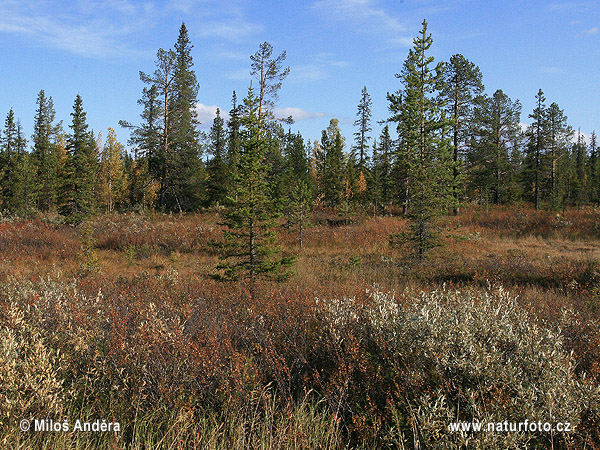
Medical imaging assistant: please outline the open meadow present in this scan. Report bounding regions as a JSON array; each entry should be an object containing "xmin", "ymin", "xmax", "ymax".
[{"xmin": 1, "ymin": 205, "xmax": 600, "ymax": 449}]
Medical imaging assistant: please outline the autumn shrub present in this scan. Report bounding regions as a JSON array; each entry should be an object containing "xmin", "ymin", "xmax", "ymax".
[
  {"xmin": 0, "ymin": 273, "xmax": 348, "ymax": 449},
  {"xmin": 0, "ymin": 219, "xmax": 79, "ymax": 261},
  {"xmin": 455, "ymin": 204, "xmax": 600, "ymax": 239},
  {"xmin": 0, "ymin": 302, "xmax": 65, "ymax": 431},
  {"xmin": 92, "ymin": 212, "xmax": 220, "ymax": 255},
  {"xmin": 2, "ymin": 208, "xmax": 600, "ymax": 448},
  {"xmin": 317, "ymin": 286, "xmax": 600, "ymax": 448}
]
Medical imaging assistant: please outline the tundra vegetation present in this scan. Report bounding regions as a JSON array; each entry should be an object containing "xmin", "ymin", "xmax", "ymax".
[
  {"xmin": 1, "ymin": 208, "xmax": 600, "ymax": 449},
  {"xmin": 1, "ymin": 21, "xmax": 600, "ymax": 449}
]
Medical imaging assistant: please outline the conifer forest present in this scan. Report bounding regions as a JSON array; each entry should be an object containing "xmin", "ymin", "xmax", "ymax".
[{"xmin": 2, "ymin": 21, "xmax": 600, "ymax": 449}]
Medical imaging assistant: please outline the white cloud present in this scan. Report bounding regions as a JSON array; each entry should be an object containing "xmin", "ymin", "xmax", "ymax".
[
  {"xmin": 329, "ymin": 60, "xmax": 350, "ymax": 68},
  {"xmin": 218, "ymin": 50, "xmax": 250, "ymax": 60},
  {"xmin": 548, "ymin": 1, "xmax": 590, "ymax": 11},
  {"xmin": 195, "ymin": 103, "xmax": 324, "ymax": 128},
  {"xmin": 274, "ymin": 107, "xmax": 325, "ymax": 121},
  {"xmin": 572, "ymin": 130, "xmax": 591, "ymax": 145},
  {"xmin": 0, "ymin": 0, "xmax": 263, "ymax": 58},
  {"xmin": 288, "ymin": 54, "xmax": 351, "ymax": 83},
  {"xmin": 519, "ymin": 122, "xmax": 529, "ymax": 133},
  {"xmin": 0, "ymin": 0, "xmax": 153, "ymax": 58},
  {"xmin": 195, "ymin": 103, "xmax": 230, "ymax": 128},
  {"xmin": 585, "ymin": 26, "xmax": 599, "ymax": 35},
  {"xmin": 520, "ymin": 122, "xmax": 590, "ymax": 145},
  {"xmin": 312, "ymin": 0, "xmax": 412, "ymax": 47}
]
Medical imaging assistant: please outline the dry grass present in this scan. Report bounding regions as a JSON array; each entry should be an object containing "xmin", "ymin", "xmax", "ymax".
[{"xmin": 1, "ymin": 205, "xmax": 599, "ymax": 448}]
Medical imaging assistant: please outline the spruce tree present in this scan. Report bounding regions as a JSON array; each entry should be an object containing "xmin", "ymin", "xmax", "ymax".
[
  {"xmin": 318, "ymin": 119, "xmax": 346, "ymax": 208},
  {"xmin": 60, "ymin": 94, "xmax": 97, "ymax": 221},
  {"xmin": 524, "ymin": 89, "xmax": 547, "ymax": 210},
  {"xmin": 282, "ymin": 130, "xmax": 312, "ymax": 243},
  {"xmin": 571, "ymin": 131, "xmax": 587, "ymax": 207},
  {"xmin": 125, "ymin": 23, "xmax": 204, "ymax": 212},
  {"xmin": 206, "ymin": 108, "xmax": 229, "ymax": 206},
  {"xmin": 0, "ymin": 109, "xmax": 18, "ymax": 212},
  {"xmin": 389, "ymin": 20, "xmax": 453, "ymax": 258},
  {"xmin": 370, "ymin": 125, "xmax": 394, "ymax": 214},
  {"xmin": 263, "ymin": 123, "xmax": 287, "ymax": 210},
  {"xmin": 352, "ymin": 86, "xmax": 372, "ymax": 171},
  {"xmin": 387, "ymin": 89, "xmax": 413, "ymax": 214},
  {"xmin": 288, "ymin": 178, "xmax": 312, "ymax": 249},
  {"xmin": 588, "ymin": 131, "xmax": 599, "ymax": 203},
  {"xmin": 215, "ymin": 43, "xmax": 294, "ymax": 297},
  {"xmin": 284, "ymin": 130, "xmax": 310, "ymax": 187},
  {"xmin": 169, "ymin": 22, "xmax": 203, "ymax": 211},
  {"xmin": 0, "ymin": 111, "xmax": 34, "ymax": 215},
  {"xmin": 120, "ymin": 84, "xmax": 161, "ymax": 209},
  {"xmin": 214, "ymin": 86, "xmax": 294, "ymax": 295},
  {"xmin": 226, "ymin": 91, "xmax": 242, "ymax": 179},
  {"xmin": 14, "ymin": 121, "xmax": 35, "ymax": 215},
  {"xmin": 139, "ymin": 48, "xmax": 176, "ymax": 211},
  {"xmin": 32, "ymin": 90, "xmax": 61, "ymax": 212}
]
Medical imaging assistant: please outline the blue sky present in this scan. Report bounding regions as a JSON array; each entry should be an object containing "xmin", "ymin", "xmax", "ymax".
[{"xmin": 0, "ymin": 0, "xmax": 598, "ymax": 152}]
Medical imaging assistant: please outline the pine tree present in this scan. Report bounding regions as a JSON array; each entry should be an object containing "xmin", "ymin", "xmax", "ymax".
[
  {"xmin": 440, "ymin": 54, "xmax": 484, "ymax": 214},
  {"xmin": 353, "ymin": 86, "xmax": 372, "ymax": 171},
  {"xmin": 122, "ymin": 23, "xmax": 204, "ymax": 212},
  {"xmin": 139, "ymin": 48, "xmax": 176, "ymax": 211},
  {"xmin": 545, "ymin": 102, "xmax": 573, "ymax": 209},
  {"xmin": 389, "ymin": 20, "xmax": 453, "ymax": 258},
  {"xmin": 468, "ymin": 90, "xmax": 522, "ymax": 204},
  {"xmin": 250, "ymin": 41, "xmax": 290, "ymax": 141},
  {"xmin": 60, "ymin": 94, "xmax": 97, "ymax": 221}
]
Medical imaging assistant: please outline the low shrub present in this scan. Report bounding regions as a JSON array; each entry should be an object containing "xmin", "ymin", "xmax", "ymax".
[{"xmin": 318, "ymin": 286, "xmax": 600, "ymax": 448}]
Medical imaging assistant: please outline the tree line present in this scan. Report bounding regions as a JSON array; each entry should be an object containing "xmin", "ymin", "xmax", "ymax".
[{"xmin": 2, "ymin": 21, "xmax": 599, "ymax": 226}]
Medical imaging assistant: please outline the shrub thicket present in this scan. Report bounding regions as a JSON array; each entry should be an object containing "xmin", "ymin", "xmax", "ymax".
[{"xmin": 1, "ymin": 272, "xmax": 599, "ymax": 448}]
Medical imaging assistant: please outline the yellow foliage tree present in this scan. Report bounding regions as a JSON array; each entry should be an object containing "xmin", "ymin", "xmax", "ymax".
[{"xmin": 98, "ymin": 128, "xmax": 127, "ymax": 212}]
